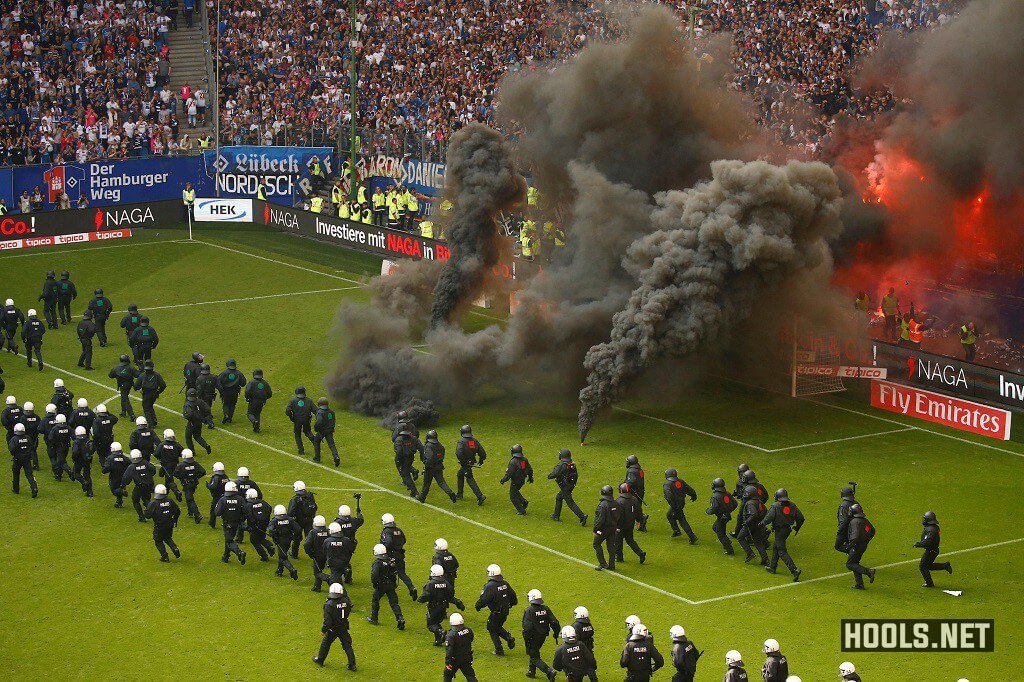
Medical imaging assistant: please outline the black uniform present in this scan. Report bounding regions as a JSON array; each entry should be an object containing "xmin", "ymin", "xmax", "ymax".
[
  {"xmin": 38, "ymin": 274, "xmax": 59, "ymax": 329},
  {"xmin": 418, "ymin": 574, "xmax": 464, "ymax": 645},
  {"xmin": 216, "ymin": 363, "xmax": 245, "ymax": 423},
  {"xmin": 835, "ymin": 488, "xmax": 858, "ymax": 552},
  {"xmin": 736, "ymin": 490, "xmax": 770, "ymax": 565},
  {"xmin": 323, "ymin": 530, "xmax": 356, "ymax": 587},
  {"xmin": 393, "ymin": 431, "xmax": 422, "ymax": 497},
  {"xmin": 455, "ymin": 432, "xmax": 486, "ymax": 503},
  {"xmin": 706, "ymin": 482, "xmax": 737, "ymax": 554},
  {"xmin": 214, "ymin": 489, "xmax": 247, "ymax": 563},
  {"xmin": 206, "ymin": 469, "xmax": 228, "ymax": 527},
  {"xmin": 38, "ymin": 412, "xmax": 57, "ymax": 470},
  {"xmin": 0, "ymin": 303, "xmax": 25, "ymax": 353},
  {"xmin": 144, "ymin": 495, "xmax": 181, "ymax": 561},
  {"xmin": 154, "ymin": 437, "xmax": 183, "ymax": 499},
  {"xmin": 368, "ymin": 553, "xmax": 405, "ymax": 625},
  {"xmin": 183, "ymin": 392, "xmax": 214, "ymax": 455},
  {"xmin": 499, "ymin": 452, "xmax": 533, "ymax": 514},
  {"xmin": 761, "ymin": 651, "xmax": 789, "ymax": 682},
  {"xmin": 130, "ymin": 423, "xmax": 158, "ymax": 463},
  {"xmin": 915, "ymin": 514, "xmax": 952, "ymax": 587},
  {"xmin": 621, "ymin": 636, "xmax": 664, "ymax": 682},
  {"xmin": 593, "ymin": 489, "xmax": 621, "ymax": 570},
  {"xmin": 846, "ymin": 508, "xmax": 876, "ymax": 589},
  {"xmin": 616, "ymin": 488, "xmax": 647, "ymax": 563},
  {"xmin": 762, "ymin": 494, "xmax": 805, "ymax": 579},
  {"xmin": 101, "ymin": 449, "xmax": 129, "ymax": 506},
  {"xmin": 182, "ymin": 355, "xmax": 203, "ymax": 392},
  {"xmin": 91, "ymin": 411, "xmax": 119, "ymax": 460},
  {"xmin": 571, "ymin": 616, "xmax": 595, "ymax": 654},
  {"xmin": 433, "ymin": 548, "xmax": 460, "ymax": 596},
  {"xmin": 288, "ymin": 489, "xmax": 319, "ymax": 558},
  {"xmin": 549, "ymin": 451, "xmax": 587, "ymax": 523},
  {"xmin": 134, "ymin": 365, "xmax": 167, "ymax": 428},
  {"xmin": 108, "ymin": 359, "xmax": 139, "ymax": 418},
  {"xmin": 70, "ymin": 405, "xmax": 95, "ymax": 436},
  {"xmin": 664, "ymin": 472, "xmax": 698, "ymax": 542},
  {"xmin": 724, "ymin": 662, "xmax": 749, "ymax": 682},
  {"xmin": 305, "ymin": 524, "xmax": 332, "ymax": 592},
  {"xmin": 553, "ymin": 637, "xmax": 597, "ymax": 682},
  {"xmin": 119, "ymin": 307, "xmax": 142, "ymax": 347},
  {"xmin": 475, "ymin": 574, "xmax": 518, "ymax": 654},
  {"xmin": 315, "ymin": 592, "xmax": 356, "ymax": 669},
  {"xmin": 87, "ymin": 292, "xmax": 113, "ymax": 346},
  {"xmin": 418, "ymin": 433, "xmax": 456, "ymax": 503},
  {"xmin": 244, "ymin": 373, "xmax": 272, "ymax": 432},
  {"xmin": 381, "ymin": 522, "xmax": 417, "ymax": 596},
  {"xmin": 269, "ymin": 512, "xmax": 301, "ymax": 578},
  {"xmin": 285, "ymin": 390, "xmax": 315, "ymax": 455},
  {"xmin": 196, "ymin": 366, "xmax": 218, "ymax": 407},
  {"xmin": 625, "ymin": 460, "xmax": 649, "ymax": 532},
  {"xmin": 522, "ymin": 599, "xmax": 560, "ymax": 678},
  {"xmin": 9, "ymin": 431, "xmax": 38, "ymax": 496},
  {"xmin": 56, "ymin": 274, "xmax": 77, "ymax": 325},
  {"xmin": 21, "ymin": 314, "xmax": 45, "ymax": 369},
  {"xmin": 77, "ymin": 315, "xmax": 97, "ymax": 369},
  {"xmin": 128, "ymin": 321, "xmax": 159, "ymax": 365},
  {"xmin": 444, "ymin": 623, "xmax": 478, "ymax": 681},
  {"xmin": 46, "ymin": 420, "xmax": 75, "ymax": 481},
  {"xmin": 313, "ymin": 403, "xmax": 339, "ymax": 464},
  {"xmin": 20, "ymin": 408, "xmax": 42, "ymax": 470},
  {"xmin": 173, "ymin": 458, "xmax": 206, "ymax": 521},
  {"xmin": 670, "ymin": 634, "xmax": 701, "ymax": 682},
  {"xmin": 122, "ymin": 458, "xmax": 157, "ymax": 521},
  {"xmin": 71, "ymin": 432, "xmax": 94, "ymax": 496},
  {"xmin": 2, "ymin": 402, "xmax": 23, "ymax": 443}
]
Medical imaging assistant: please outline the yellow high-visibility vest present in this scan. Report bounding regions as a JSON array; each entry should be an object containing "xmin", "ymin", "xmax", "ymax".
[
  {"xmin": 388, "ymin": 203, "xmax": 399, "ymax": 221},
  {"xmin": 420, "ymin": 221, "xmax": 434, "ymax": 239},
  {"xmin": 362, "ymin": 208, "xmax": 372, "ymax": 224},
  {"xmin": 357, "ymin": 186, "xmax": 367, "ymax": 204},
  {"xmin": 397, "ymin": 191, "xmax": 408, "ymax": 211},
  {"xmin": 311, "ymin": 160, "xmax": 321, "ymax": 177},
  {"xmin": 961, "ymin": 324, "xmax": 976, "ymax": 345},
  {"xmin": 339, "ymin": 202, "xmax": 350, "ymax": 219},
  {"xmin": 440, "ymin": 199, "xmax": 453, "ymax": 214},
  {"xmin": 182, "ymin": 189, "xmax": 195, "ymax": 205},
  {"xmin": 372, "ymin": 192, "xmax": 385, "ymax": 208},
  {"xmin": 331, "ymin": 186, "xmax": 344, "ymax": 204},
  {"xmin": 408, "ymin": 194, "xmax": 419, "ymax": 212},
  {"xmin": 198, "ymin": 136, "xmax": 212, "ymax": 149},
  {"xmin": 527, "ymin": 186, "xmax": 538, "ymax": 206},
  {"xmin": 310, "ymin": 196, "xmax": 324, "ymax": 213}
]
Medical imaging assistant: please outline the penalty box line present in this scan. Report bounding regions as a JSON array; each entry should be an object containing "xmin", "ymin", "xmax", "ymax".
[
  {"xmin": 140, "ymin": 286, "xmax": 362, "ymax": 312},
  {"xmin": 17, "ymin": 354, "xmax": 700, "ymax": 607}
]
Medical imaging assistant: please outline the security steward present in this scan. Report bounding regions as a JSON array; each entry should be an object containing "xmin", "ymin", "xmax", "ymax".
[
  {"xmin": 474, "ymin": 564, "xmax": 518, "ymax": 655},
  {"xmin": 915, "ymin": 511, "xmax": 952, "ymax": 587},
  {"xmin": 77, "ymin": 310, "xmax": 97, "ymax": 369},
  {"xmin": 56, "ymin": 270, "xmax": 77, "ymax": 325},
  {"xmin": 244, "ymin": 368, "xmax": 272, "ymax": 432},
  {"xmin": 455, "ymin": 424, "xmax": 486, "ymax": 505},
  {"xmin": 960, "ymin": 322, "xmax": 977, "ymax": 361},
  {"xmin": 144, "ymin": 484, "xmax": 181, "ymax": 561},
  {"xmin": 548, "ymin": 448, "xmax": 587, "ymax": 525},
  {"xmin": 762, "ymin": 489, "xmax": 805, "ymax": 582},
  {"xmin": 216, "ymin": 359, "xmax": 245, "ymax": 424},
  {"xmin": 499, "ymin": 444, "xmax": 533, "ymax": 515},
  {"xmin": 86, "ymin": 288, "xmax": 113, "ymax": 346},
  {"xmin": 706, "ymin": 477, "xmax": 737, "ymax": 555},
  {"xmin": 664, "ymin": 468, "xmax": 698, "ymax": 543},
  {"xmin": 593, "ymin": 484, "xmax": 621, "ymax": 571},
  {"xmin": 285, "ymin": 386, "xmax": 316, "ymax": 456}
]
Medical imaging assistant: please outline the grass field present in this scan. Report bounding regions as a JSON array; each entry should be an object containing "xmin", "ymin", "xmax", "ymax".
[{"xmin": 1, "ymin": 224, "xmax": 1018, "ymax": 681}]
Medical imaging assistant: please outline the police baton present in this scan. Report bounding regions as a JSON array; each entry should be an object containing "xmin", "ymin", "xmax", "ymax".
[
  {"xmin": 849, "ymin": 481, "xmax": 858, "ymax": 496},
  {"xmin": 354, "ymin": 492, "xmax": 361, "ymax": 515}
]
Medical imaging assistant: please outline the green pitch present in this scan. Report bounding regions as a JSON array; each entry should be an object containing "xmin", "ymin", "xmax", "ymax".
[{"xmin": 0, "ymin": 225, "xmax": 1018, "ymax": 680}]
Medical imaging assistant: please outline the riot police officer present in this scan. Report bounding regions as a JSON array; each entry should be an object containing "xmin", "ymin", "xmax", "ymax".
[
  {"xmin": 380, "ymin": 513, "xmax": 417, "ymax": 598},
  {"xmin": 216, "ymin": 358, "xmax": 245, "ymax": 423},
  {"xmin": 669, "ymin": 625, "xmax": 701, "ymax": 682},
  {"xmin": 324, "ymin": 521, "xmax": 356, "ymax": 586},
  {"xmin": 70, "ymin": 398, "xmax": 94, "ymax": 436},
  {"xmin": 173, "ymin": 448, "xmax": 206, "ymax": 523},
  {"xmin": 313, "ymin": 397, "xmax": 340, "ymax": 465},
  {"xmin": 333, "ymin": 502, "xmax": 364, "ymax": 582},
  {"xmin": 760, "ymin": 639, "xmax": 788, "ymax": 682},
  {"xmin": 418, "ymin": 564, "xmax": 465, "ymax": 646},
  {"xmin": 570, "ymin": 607, "xmax": 595, "ymax": 657},
  {"xmin": 135, "ymin": 361, "xmax": 166, "ymax": 429},
  {"xmin": 736, "ymin": 485, "xmax": 769, "ymax": 565},
  {"xmin": 2, "ymin": 396, "xmax": 22, "ymax": 443},
  {"xmin": 664, "ymin": 468, "xmax": 698, "ymax": 543},
  {"xmin": 8, "ymin": 423, "xmax": 38, "ymax": 497},
  {"xmin": 617, "ymin": 482, "xmax": 647, "ymax": 564},
  {"xmin": 101, "ymin": 442, "xmax": 129, "ymax": 507},
  {"xmin": 706, "ymin": 478, "xmax": 737, "ymax": 555},
  {"xmin": 621, "ymin": 623, "xmax": 664, "ymax": 681},
  {"xmin": 762, "ymin": 489, "xmax": 805, "ymax": 581},
  {"xmin": 244, "ymin": 368, "xmax": 272, "ymax": 432},
  {"xmin": 91, "ymin": 403, "xmax": 118, "ymax": 461},
  {"xmin": 288, "ymin": 481, "xmax": 319, "ymax": 558},
  {"xmin": 593, "ymin": 485, "xmax": 621, "ymax": 571},
  {"xmin": 38, "ymin": 270, "xmax": 59, "ymax": 329},
  {"xmin": 499, "ymin": 444, "xmax": 533, "ymax": 515},
  {"xmin": 625, "ymin": 455, "xmax": 649, "ymax": 532},
  {"xmin": 119, "ymin": 304, "xmax": 143, "ymax": 347},
  {"xmin": 444, "ymin": 612, "xmax": 477, "ymax": 681},
  {"xmin": 108, "ymin": 354, "xmax": 139, "ymax": 419},
  {"xmin": 553, "ymin": 625, "xmax": 597, "ymax": 682},
  {"xmin": 128, "ymin": 316, "xmax": 159, "ymax": 365},
  {"xmin": 214, "ymin": 480, "xmax": 247, "ymax": 564},
  {"xmin": 86, "ymin": 288, "xmax": 113, "ymax": 346},
  {"xmin": 455, "ymin": 424, "xmax": 486, "ymax": 505},
  {"xmin": 522, "ymin": 589, "xmax": 560, "ymax": 681},
  {"xmin": 432, "ymin": 538, "xmax": 460, "ymax": 596},
  {"xmin": 732, "ymin": 464, "xmax": 750, "ymax": 536},
  {"xmin": 269, "ymin": 504, "xmax": 301, "ymax": 580},
  {"xmin": 418, "ymin": 430, "xmax": 457, "ymax": 504},
  {"xmin": 122, "ymin": 449, "xmax": 157, "ymax": 522},
  {"xmin": 196, "ymin": 363, "xmax": 218, "ymax": 408},
  {"xmin": 56, "ymin": 271, "xmax": 77, "ymax": 325},
  {"xmin": 46, "ymin": 413, "xmax": 76, "ymax": 482},
  {"xmin": 77, "ymin": 311, "xmax": 97, "ymax": 369},
  {"xmin": 474, "ymin": 564, "xmax": 518, "ymax": 655},
  {"xmin": 19, "ymin": 401, "xmax": 42, "ymax": 470},
  {"xmin": 0, "ymin": 298, "xmax": 24, "ymax": 354},
  {"xmin": 915, "ymin": 511, "xmax": 953, "ymax": 587},
  {"xmin": 21, "ymin": 309, "xmax": 46, "ymax": 370},
  {"xmin": 182, "ymin": 351, "xmax": 204, "ymax": 392},
  {"xmin": 241, "ymin": 486, "xmax": 270, "ymax": 555},
  {"xmin": 548, "ymin": 448, "xmax": 587, "ymax": 524},
  {"xmin": 128, "ymin": 417, "xmax": 157, "ymax": 462},
  {"xmin": 305, "ymin": 516, "xmax": 331, "ymax": 593},
  {"xmin": 206, "ymin": 461, "xmax": 228, "ymax": 528},
  {"xmin": 393, "ymin": 429, "xmax": 422, "ymax": 497},
  {"xmin": 835, "ymin": 486, "xmax": 858, "ymax": 552},
  {"xmin": 367, "ymin": 542, "xmax": 406, "ymax": 627},
  {"xmin": 71, "ymin": 426, "xmax": 94, "ymax": 496},
  {"xmin": 153, "ymin": 426, "xmax": 183, "ymax": 500},
  {"xmin": 144, "ymin": 484, "xmax": 181, "ymax": 562},
  {"xmin": 312, "ymin": 583, "xmax": 357, "ymax": 670},
  {"xmin": 183, "ymin": 388, "xmax": 214, "ymax": 455},
  {"xmin": 285, "ymin": 386, "xmax": 315, "ymax": 455},
  {"xmin": 723, "ymin": 650, "xmax": 748, "ymax": 682},
  {"xmin": 845, "ymin": 503, "xmax": 877, "ymax": 590}
]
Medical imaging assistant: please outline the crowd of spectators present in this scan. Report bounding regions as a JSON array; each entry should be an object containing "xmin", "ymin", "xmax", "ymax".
[{"xmin": 0, "ymin": 0, "xmax": 208, "ymax": 167}]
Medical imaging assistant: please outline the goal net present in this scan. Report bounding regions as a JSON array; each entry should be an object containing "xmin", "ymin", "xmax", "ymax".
[{"xmin": 790, "ymin": 320, "xmax": 846, "ymax": 397}]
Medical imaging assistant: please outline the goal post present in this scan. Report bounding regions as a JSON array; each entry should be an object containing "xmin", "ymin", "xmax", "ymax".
[{"xmin": 790, "ymin": 317, "xmax": 847, "ymax": 398}]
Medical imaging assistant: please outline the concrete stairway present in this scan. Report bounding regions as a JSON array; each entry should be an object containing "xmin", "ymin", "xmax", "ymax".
[{"xmin": 166, "ymin": 23, "xmax": 215, "ymax": 144}]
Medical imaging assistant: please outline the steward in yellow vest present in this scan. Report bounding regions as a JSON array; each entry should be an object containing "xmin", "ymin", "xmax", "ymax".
[
  {"xmin": 420, "ymin": 220, "xmax": 434, "ymax": 239},
  {"xmin": 310, "ymin": 196, "xmax": 324, "ymax": 213}
]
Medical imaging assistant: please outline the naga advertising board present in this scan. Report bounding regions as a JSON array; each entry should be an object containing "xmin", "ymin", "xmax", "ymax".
[
  {"xmin": 870, "ymin": 379, "xmax": 1012, "ymax": 440},
  {"xmin": 205, "ymin": 146, "xmax": 333, "ymax": 202},
  {"xmin": 0, "ymin": 199, "xmax": 180, "ymax": 251},
  {"xmin": 872, "ymin": 341, "xmax": 1024, "ymax": 413},
  {"xmin": 193, "ymin": 198, "xmax": 253, "ymax": 222}
]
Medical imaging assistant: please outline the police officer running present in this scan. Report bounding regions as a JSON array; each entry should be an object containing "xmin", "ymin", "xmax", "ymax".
[
  {"xmin": 418, "ymin": 430, "xmax": 457, "ymax": 504},
  {"xmin": 723, "ymin": 650, "xmax": 748, "ymax": 682},
  {"xmin": 269, "ymin": 504, "xmax": 301, "ymax": 580},
  {"xmin": 182, "ymin": 351, "xmax": 204, "ymax": 392},
  {"xmin": 419, "ymin": 563, "xmax": 465, "ymax": 646},
  {"xmin": 101, "ymin": 441, "xmax": 129, "ymax": 507},
  {"xmin": 183, "ymin": 388, "xmax": 214, "ymax": 455},
  {"xmin": 86, "ymin": 288, "xmax": 112, "ymax": 346},
  {"xmin": 393, "ymin": 429, "xmax": 422, "ymax": 497},
  {"xmin": 216, "ymin": 359, "xmax": 245, "ymax": 424},
  {"xmin": 214, "ymin": 480, "xmax": 247, "ymax": 564},
  {"xmin": 21, "ymin": 309, "xmax": 45, "ymax": 370},
  {"xmin": 706, "ymin": 477, "xmax": 737, "ymax": 555},
  {"xmin": 621, "ymin": 623, "xmax": 664, "ymax": 682},
  {"xmin": 845, "ymin": 503, "xmax": 877, "ymax": 589},
  {"xmin": 312, "ymin": 583, "xmax": 357, "ymax": 670},
  {"xmin": 915, "ymin": 511, "xmax": 952, "ymax": 587},
  {"xmin": 123, "ymin": 449, "xmax": 157, "ymax": 522},
  {"xmin": 38, "ymin": 270, "xmax": 59, "ymax": 329},
  {"xmin": 109, "ymin": 355, "xmax": 139, "ymax": 418},
  {"xmin": 313, "ymin": 397, "xmax": 340, "ymax": 465},
  {"xmin": 134, "ymin": 360, "xmax": 166, "ymax": 427},
  {"xmin": 548, "ymin": 448, "xmax": 587, "ymax": 525},
  {"xmin": 119, "ymin": 304, "xmax": 142, "ymax": 348},
  {"xmin": 1, "ymin": 299, "xmax": 25, "ymax": 354},
  {"xmin": 333, "ymin": 501, "xmax": 364, "ymax": 582},
  {"xmin": 835, "ymin": 486, "xmax": 858, "ymax": 552},
  {"xmin": 9, "ymin": 422, "xmax": 38, "ymax": 497},
  {"xmin": 288, "ymin": 481, "xmax": 318, "ymax": 558},
  {"xmin": 553, "ymin": 625, "xmax": 597, "ymax": 682},
  {"xmin": 664, "ymin": 468, "xmax": 698, "ymax": 543},
  {"xmin": 244, "ymin": 368, "xmax": 272, "ymax": 432},
  {"xmin": 144, "ymin": 484, "xmax": 181, "ymax": 562},
  {"xmin": 56, "ymin": 271, "xmax": 77, "ymax": 325},
  {"xmin": 128, "ymin": 316, "xmax": 159, "ymax": 365},
  {"xmin": 154, "ymin": 426, "xmax": 183, "ymax": 500},
  {"xmin": 305, "ymin": 516, "xmax": 331, "ymax": 593},
  {"xmin": 762, "ymin": 489, "xmax": 805, "ymax": 582},
  {"xmin": 455, "ymin": 424, "xmax": 486, "ymax": 505},
  {"xmin": 499, "ymin": 444, "xmax": 533, "ymax": 515},
  {"xmin": 616, "ymin": 482, "xmax": 647, "ymax": 564},
  {"xmin": 735, "ymin": 485, "xmax": 769, "ymax": 565},
  {"xmin": 380, "ymin": 512, "xmax": 418, "ymax": 599},
  {"xmin": 77, "ymin": 310, "xmax": 97, "ymax": 369},
  {"xmin": 206, "ymin": 461, "xmax": 228, "ymax": 528},
  {"xmin": 475, "ymin": 563, "xmax": 518, "ymax": 655},
  {"xmin": 173, "ymin": 448, "xmax": 206, "ymax": 523},
  {"xmin": 367, "ymin": 542, "xmax": 406, "ymax": 628},
  {"xmin": 444, "ymin": 613, "xmax": 477, "ymax": 681},
  {"xmin": 625, "ymin": 455, "xmax": 649, "ymax": 532},
  {"xmin": 761, "ymin": 639, "xmax": 788, "ymax": 682},
  {"xmin": 593, "ymin": 484, "xmax": 621, "ymax": 571},
  {"xmin": 285, "ymin": 386, "xmax": 316, "ymax": 455},
  {"xmin": 669, "ymin": 625, "xmax": 701, "ymax": 682},
  {"xmin": 522, "ymin": 588, "xmax": 560, "ymax": 681}
]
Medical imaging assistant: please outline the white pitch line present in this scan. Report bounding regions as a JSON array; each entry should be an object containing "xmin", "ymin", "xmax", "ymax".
[
  {"xmin": 765, "ymin": 428, "xmax": 915, "ymax": 452},
  {"xmin": 691, "ymin": 536, "xmax": 1024, "ymax": 605},
  {"xmin": 260, "ymin": 482, "xmax": 379, "ymax": 494},
  {"xmin": 140, "ymin": 286, "xmax": 361, "ymax": 312},
  {"xmin": 611, "ymin": 406, "xmax": 771, "ymax": 452},
  {"xmin": 0, "ymin": 238, "xmax": 193, "ymax": 259},
  {"xmin": 15, "ymin": 354, "xmax": 699, "ymax": 606}
]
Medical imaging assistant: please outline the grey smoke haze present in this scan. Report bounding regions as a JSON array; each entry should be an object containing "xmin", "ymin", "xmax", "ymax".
[
  {"xmin": 430, "ymin": 124, "xmax": 526, "ymax": 328},
  {"xmin": 577, "ymin": 160, "xmax": 843, "ymax": 440}
]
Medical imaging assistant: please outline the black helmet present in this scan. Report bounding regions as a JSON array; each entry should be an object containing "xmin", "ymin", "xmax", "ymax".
[
  {"xmin": 128, "ymin": 304, "xmax": 138, "ymax": 312},
  {"xmin": 94, "ymin": 288, "xmax": 103, "ymax": 296},
  {"xmin": 192, "ymin": 351, "xmax": 202, "ymax": 361},
  {"xmin": 840, "ymin": 486, "xmax": 855, "ymax": 501},
  {"xmin": 737, "ymin": 463, "xmax": 749, "ymax": 475},
  {"xmin": 144, "ymin": 360, "xmax": 154, "ymax": 369},
  {"xmin": 558, "ymin": 448, "xmax": 571, "ymax": 460},
  {"xmin": 317, "ymin": 397, "xmax": 329, "ymax": 408},
  {"xmin": 46, "ymin": 270, "xmax": 55, "ymax": 279},
  {"xmin": 140, "ymin": 316, "xmax": 149, "ymax": 325},
  {"xmin": 226, "ymin": 358, "xmax": 236, "ymax": 369},
  {"xmin": 186, "ymin": 388, "xmax": 197, "ymax": 398},
  {"xmin": 665, "ymin": 468, "xmax": 677, "ymax": 479},
  {"xmin": 426, "ymin": 429, "xmax": 438, "ymax": 442},
  {"xmin": 618, "ymin": 482, "xmax": 630, "ymax": 494},
  {"xmin": 625, "ymin": 454, "xmax": 639, "ymax": 467},
  {"xmin": 774, "ymin": 488, "xmax": 788, "ymax": 501},
  {"xmin": 253, "ymin": 368, "xmax": 263, "ymax": 378},
  {"xmin": 712, "ymin": 477, "xmax": 726, "ymax": 490},
  {"xmin": 600, "ymin": 484, "xmax": 614, "ymax": 497},
  {"xmin": 60, "ymin": 270, "xmax": 69, "ymax": 279},
  {"xmin": 742, "ymin": 470, "xmax": 757, "ymax": 482},
  {"xmin": 460, "ymin": 424, "xmax": 472, "ymax": 436},
  {"xmin": 511, "ymin": 444, "xmax": 523, "ymax": 455},
  {"xmin": 923, "ymin": 511, "xmax": 936, "ymax": 524},
  {"xmin": 743, "ymin": 485, "xmax": 759, "ymax": 499},
  {"xmin": 295, "ymin": 386, "xmax": 306, "ymax": 396},
  {"xmin": 850, "ymin": 503, "xmax": 863, "ymax": 515},
  {"xmin": 200, "ymin": 363, "xmax": 211, "ymax": 373},
  {"xmin": 83, "ymin": 310, "xmax": 93, "ymax": 319},
  {"xmin": 119, "ymin": 354, "xmax": 130, "ymax": 363},
  {"xmin": 398, "ymin": 410, "xmax": 409, "ymax": 420}
]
